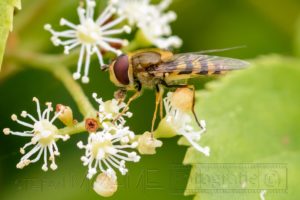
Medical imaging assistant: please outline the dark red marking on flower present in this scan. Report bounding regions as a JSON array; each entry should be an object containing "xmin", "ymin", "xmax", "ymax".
[{"xmin": 85, "ymin": 118, "xmax": 99, "ymax": 133}]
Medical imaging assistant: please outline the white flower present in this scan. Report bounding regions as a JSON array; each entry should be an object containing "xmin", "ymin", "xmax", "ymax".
[
  {"xmin": 3, "ymin": 97, "xmax": 69, "ymax": 171},
  {"xmin": 110, "ymin": 0, "xmax": 152, "ymax": 26},
  {"xmin": 111, "ymin": 0, "xmax": 182, "ymax": 49},
  {"xmin": 44, "ymin": 0, "xmax": 131, "ymax": 83},
  {"xmin": 77, "ymin": 124, "xmax": 140, "ymax": 179},
  {"xmin": 92, "ymin": 93, "xmax": 132, "ymax": 126},
  {"xmin": 163, "ymin": 92, "xmax": 210, "ymax": 156},
  {"xmin": 139, "ymin": 21, "xmax": 182, "ymax": 49},
  {"xmin": 110, "ymin": 0, "xmax": 172, "ymax": 27}
]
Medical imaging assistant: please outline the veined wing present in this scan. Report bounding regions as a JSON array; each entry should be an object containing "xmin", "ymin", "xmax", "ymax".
[{"xmin": 148, "ymin": 54, "xmax": 249, "ymax": 75}]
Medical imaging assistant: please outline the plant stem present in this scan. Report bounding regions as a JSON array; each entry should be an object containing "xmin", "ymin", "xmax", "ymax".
[
  {"xmin": 6, "ymin": 50, "xmax": 79, "ymax": 69},
  {"xmin": 51, "ymin": 66, "xmax": 96, "ymax": 117},
  {"xmin": 59, "ymin": 121, "xmax": 86, "ymax": 136},
  {"xmin": 7, "ymin": 50, "xmax": 96, "ymax": 117}
]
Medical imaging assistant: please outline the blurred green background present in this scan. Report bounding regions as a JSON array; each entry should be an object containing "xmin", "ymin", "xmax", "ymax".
[{"xmin": 1, "ymin": 0, "xmax": 300, "ymax": 200}]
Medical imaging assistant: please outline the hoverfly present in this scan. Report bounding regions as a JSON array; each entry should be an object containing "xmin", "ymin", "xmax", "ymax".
[{"xmin": 103, "ymin": 48, "xmax": 248, "ymax": 131}]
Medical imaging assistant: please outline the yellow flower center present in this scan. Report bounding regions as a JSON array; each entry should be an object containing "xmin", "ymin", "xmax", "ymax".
[
  {"xmin": 91, "ymin": 139, "xmax": 113, "ymax": 159},
  {"xmin": 76, "ymin": 19, "xmax": 102, "ymax": 44},
  {"xmin": 33, "ymin": 120, "xmax": 58, "ymax": 146},
  {"xmin": 103, "ymin": 101, "xmax": 119, "ymax": 118}
]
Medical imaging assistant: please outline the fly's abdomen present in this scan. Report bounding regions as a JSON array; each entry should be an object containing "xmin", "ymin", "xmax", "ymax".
[
  {"xmin": 196, "ymin": 59, "xmax": 224, "ymax": 75},
  {"xmin": 152, "ymin": 54, "xmax": 249, "ymax": 82},
  {"xmin": 176, "ymin": 59, "xmax": 224, "ymax": 76}
]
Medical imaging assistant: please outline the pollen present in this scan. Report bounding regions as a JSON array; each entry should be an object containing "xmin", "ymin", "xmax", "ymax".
[
  {"xmin": 11, "ymin": 114, "xmax": 18, "ymax": 121},
  {"xmin": 21, "ymin": 111, "xmax": 27, "ymax": 118},
  {"xmin": 3, "ymin": 128, "xmax": 10, "ymax": 135}
]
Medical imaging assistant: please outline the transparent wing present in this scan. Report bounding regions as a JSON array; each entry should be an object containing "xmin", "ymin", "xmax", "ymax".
[
  {"xmin": 176, "ymin": 45, "xmax": 247, "ymax": 55},
  {"xmin": 149, "ymin": 53, "xmax": 249, "ymax": 74}
]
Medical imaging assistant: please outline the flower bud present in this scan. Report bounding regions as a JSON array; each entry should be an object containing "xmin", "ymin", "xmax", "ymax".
[
  {"xmin": 171, "ymin": 88, "xmax": 194, "ymax": 112},
  {"xmin": 56, "ymin": 104, "xmax": 74, "ymax": 126},
  {"xmin": 138, "ymin": 132, "xmax": 163, "ymax": 155},
  {"xmin": 93, "ymin": 172, "xmax": 118, "ymax": 197}
]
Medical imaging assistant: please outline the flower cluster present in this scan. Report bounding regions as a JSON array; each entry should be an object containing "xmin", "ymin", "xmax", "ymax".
[
  {"xmin": 77, "ymin": 93, "xmax": 141, "ymax": 196},
  {"xmin": 45, "ymin": 0, "xmax": 131, "ymax": 83},
  {"xmin": 3, "ymin": 98, "xmax": 69, "ymax": 171},
  {"xmin": 77, "ymin": 124, "xmax": 140, "ymax": 179},
  {"xmin": 111, "ymin": 0, "xmax": 182, "ymax": 49},
  {"xmin": 3, "ymin": 91, "xmax": 209, "ymax": 197}
]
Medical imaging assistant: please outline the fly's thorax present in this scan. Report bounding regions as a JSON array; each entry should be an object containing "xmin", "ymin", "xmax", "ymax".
[
  {"xmin": 109, "ymin": 54, "xmax": 135, "ymax": 89},
  {"xmin": 131, "ymin": 49, "xmax": 173, "ymax": 68},
  {"xmin": 130, "ymin": 49, "xmax": 174, "ymax": 87}
]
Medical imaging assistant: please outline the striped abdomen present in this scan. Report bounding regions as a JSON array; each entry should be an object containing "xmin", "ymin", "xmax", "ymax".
[
  {"xmin": 176, "ymin": 58, "xmax": 224, "ymax": 75},
  {"xmin": 150, "ymin": 54, "xmax": 248, "ymax": 80}
]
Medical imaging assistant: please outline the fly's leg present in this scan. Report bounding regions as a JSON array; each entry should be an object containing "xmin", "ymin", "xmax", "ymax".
[
  {"xmin": 189, "ymin": 85, "xmax": 204, "ymax": 129},
  {"xmin": 113, "ymin": 90, "xmax": 141, "ymax": 123},
  {"xmin": 152, "ymin": 85, "xmax": 164, "ymax": 134},
  {"xmin": 114, "ymin": 88, "xmax": 127, "ymax": 104},
  {"xmin": 160, "ymin": 95, "xmax": 163, "ymax": 119},
  {"xmin": 125, "ymin": 91, "xmax": 141, "ymax": 112},
  {"xmin": 160, "ymin": 81, "xmax": 203, "ymax": 129},
  {"xmin": 113, "ymin": 81, "xmax": 142, "ymax": 123}
]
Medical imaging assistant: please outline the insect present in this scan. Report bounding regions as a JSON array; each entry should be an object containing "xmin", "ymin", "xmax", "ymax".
[{"xmin": 103, "ymin": 48, "xmax": 249, "ymax": 131}]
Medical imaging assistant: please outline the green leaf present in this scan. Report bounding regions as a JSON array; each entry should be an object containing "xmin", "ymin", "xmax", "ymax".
[
  {"xmin": 183, "ymin": 55, "xmax": 300, "ymax": 200},
  {"xmin": 295, "ymin": 16, "xmax": 300, "ymax": 57},
  {"xmin": 0, "ymin": 0, "xmax": 21, "ymax": 70}
]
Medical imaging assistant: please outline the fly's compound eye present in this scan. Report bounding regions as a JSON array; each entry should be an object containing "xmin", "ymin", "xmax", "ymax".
[{"xmin": 113, "ymin": 54, "xmax": 130, "ymax": 85}]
